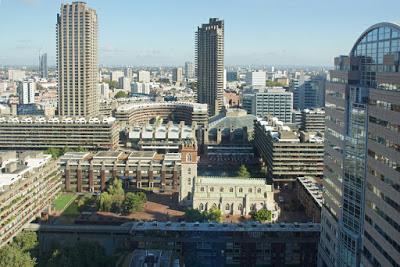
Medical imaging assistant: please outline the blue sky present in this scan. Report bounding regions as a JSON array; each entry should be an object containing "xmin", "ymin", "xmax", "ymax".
[{"xmin": 0, "ymin": 0, "xmax": 399, "ymax": 66}]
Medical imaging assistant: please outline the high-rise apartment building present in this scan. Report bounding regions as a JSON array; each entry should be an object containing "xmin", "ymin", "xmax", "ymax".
[
  {"xmin": 39, "ymin": 52, "xmax": 48, "ymax": 79},
  {"xmin": 172, "ymin": 67, "xmax": 183, "ymax": 84},
  {"xmin": 111, "ymin": 70, "xmax": 124, "ymax": 82},
  {"xmin": 8, "ymin": 69, "xmax": 25, "ymax": 81},
  {"xmin": 184, "ymin": 61, "xmax": 194, "ymax": 79},
  {"xmin": 319, "ymin": 22, "xmax": 400, "ymax": 267},
  {"xmin": 138, "ymin": 70, "xmax": 151, "ymax": 83},
  {"xmin": 17, "ymin": 80, "xmax": 36, "ymax": 104},
  {"xmin": 56, "ymin": 2, "xmax": 99, "ymax": 117},
  {"xmin": 246, "ymin": 71, "xmax": 266, "ymax": 87},
  {"xmin": 196, "ymin": 18, "xmax": 224, "ymax": 116}
]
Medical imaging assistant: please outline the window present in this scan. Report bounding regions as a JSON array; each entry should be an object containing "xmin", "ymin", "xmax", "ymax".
[
  {"xmin": 248, "ymin": 188, "xmax": 252, "ymax": 193},
  {"xmin": 225, "ymin": 204, "xmax": 230, "ymax": 210},
  {"xmin": 187, "ymin": 177, "xmax": 191, "ymax": 185},
  {"xmin": 199, "ymin": 203, "xmax": 204, "ymax": 210},
  {"xmin": 200, "ymin": 187, "xmax": 204, "ymax": 192},
  {"xmin": 186, "ymin": 153, "xmax": 192, "ymax": 162},
  {"xmin": 210, "ymin": 187, "xmax": 214, "ymax": 192},
  {"xmin": 212, "ymin": 203, "xmax": 217, "ymax": 209},
  {"xmin": 257, "ymin": 188, "xmax": 261, "ymax": 193},
  {"xmin": 188, "ymin": 167, "xmax": 191, "ymax": 175},
  {"xmin": 239, "ymin": 188, "xmax": 243, "ymax": 193},
  {"xmin": 220, "ymin": 187, "xmax": 224, "ymax": 192},
  {"xmin": 229, "ymin": 187, "xmax": 234, "ymax": 193},
  {"xmin": 238, "ymin": 204, "xmax": 243, "ymax": 210}
]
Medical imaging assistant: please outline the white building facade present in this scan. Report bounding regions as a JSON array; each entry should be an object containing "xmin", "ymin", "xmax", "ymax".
[{"xmin": 191, "ymin": 176, "xmax": 278, "ymax": 219}]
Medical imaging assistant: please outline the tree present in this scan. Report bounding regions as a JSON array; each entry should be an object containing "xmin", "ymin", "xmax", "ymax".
[
  {"xmin": 204, "ymin": 208, "xmax": 222, "ymax": 222},
  {"xmin": 12, "ymin": 231, "xmax": 38, "ymax": 253},
  {"xmin": 107, "ymin": 178, "xmax": 124, "ymax": 196},
  {"xmin": 99, "ymin": 192, "xmax": 113, "ymax": 212},
  {"xmin": 114, "ymin": 91, "xmax": 128, "ymax": 98},
  {"xmin": 250, "ymin": 208, "xmax": 272, "ymax": 222},
  {"xmin": 122, "ymin": 192, "xmax": 146, "ymax": 214},
  {"xmin": 184, "ymin": 208, "xmax": 204, "ymax": 222},
  {"xmin": 237, "ymin": 164, "xmax": 250, "ymax": 178},
  {"xmin": 0, "ymin": 245, "xmax": 36, "ymax": 267}
]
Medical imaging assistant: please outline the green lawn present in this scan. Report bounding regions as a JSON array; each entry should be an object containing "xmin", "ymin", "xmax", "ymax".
[{"xmin": 53, "ymin": 193, "xmax": 77, "ymax": 212}]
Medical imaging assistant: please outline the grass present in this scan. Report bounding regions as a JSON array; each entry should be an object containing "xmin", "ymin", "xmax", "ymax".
[{"xmin": 53, "ymin": 193, "xmax": 77, "ymax": 212}]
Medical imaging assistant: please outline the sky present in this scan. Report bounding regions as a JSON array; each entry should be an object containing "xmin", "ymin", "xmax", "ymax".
[{"xmin": 0, "ymin": 0, "xmax": 399, "ymax": 67}]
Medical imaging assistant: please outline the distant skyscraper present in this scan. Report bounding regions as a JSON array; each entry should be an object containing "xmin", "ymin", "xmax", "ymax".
[
  {"xmin": 18, "ymin": 80, "xmax": 36, "ymax": 104},
  {"xmin": 57, "ymin": 2, "xmax": 99, "ymax": 117},
  {"xmin": 172, "ymin": 67, "xmax": 183, "ymax": 84},
  {"xmin": 184, "ymin": 61, "xmax": 194, "ymax": 79},
  {"xmin": 318, "ymin": 22, "xmax": 400, "ymax": 267},
  {"xmin": 39, "ymin": 53, "xmax": 48, "ymax": 79},
  {"xmin": 196, "ymin": 18, "xmax": 224, "ymax": 116}
]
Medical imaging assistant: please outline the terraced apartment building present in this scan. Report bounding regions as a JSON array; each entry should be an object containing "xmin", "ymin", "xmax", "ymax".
[
  {"xmin": 0, "ymin": 116, "xmax": 119, "ymax": 150},
  {"xmin": 0, "ymin": 151, "xmax": 61, "ymax": 247}
]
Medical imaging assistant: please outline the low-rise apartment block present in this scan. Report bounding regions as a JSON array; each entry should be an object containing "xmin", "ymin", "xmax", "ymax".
[{"xmin": 254, "ymin": 117, "xmax": 324, "ymax": 185}]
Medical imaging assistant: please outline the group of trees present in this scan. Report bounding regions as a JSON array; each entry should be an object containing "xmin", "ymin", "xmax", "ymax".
[
  {"xmin": 46, "ymin": 146, "xmax": 86, "ymax": 159},
  {"xmin": 0, "ymin": 231, "xmax": 37, "ymax": 267},
  {"xmin": 114, "ymin": 91, "xmax": 128, "ymax": 98},
  {"xmin": 184, "ymin": 208, "xmax": 223, "ymax": 223},
  {"xmin": 98, "ymin": 178, "xmax": 146, "ymax": 214},
  {"xmin": 250, "ymin": 208, "xmax": 272, "ymax": 222},
  {"xmin": 265, "ymin": 80, "xmax": 284, "ymax": 87}
]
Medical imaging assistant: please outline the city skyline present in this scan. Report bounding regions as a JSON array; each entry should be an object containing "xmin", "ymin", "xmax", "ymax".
[{"xmin": 0, "ymin": 0, "xmax": 398, "ymax": 66}]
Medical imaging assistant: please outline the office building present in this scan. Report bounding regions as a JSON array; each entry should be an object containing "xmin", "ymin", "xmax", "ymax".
[
  {"xmin": 57, "ymin": 2, "xmax": 99, "ymax": 117},
  {"xmin": 226, "ymin": 71, "xmax": 238, "ymax": 81},
  {"xmin": 300, "ymin": 108, "xmax": 325, "ymax": 133},
  {"xmin": 138, "ymin": 70, "xmax": 151, "ymax": 83},
  {"xmin": 7, "ymin": 70, "xmax": 25, "ymax": 81},
  {"xmin": 254, "ymin": 117, "xmax": 324, "ymax": 185},
  {"xmin": 172, "ymin": 67, "xmax": 183, "ymax": 84},
  {"xmin": 0, "ymin": 151, "xmax": 61, "ymax": 247},
  {"xmin": 184, "ymin": 61, "xmax": 194, "ymax": 79},
  {"xmin": 319, "ymin": 22, "xmax": 400, "ymax": 267},
  {"xmin": 289, "ymin": 78, "xmax": 303, "ymax": 110},
  {"xmin": 17, "ymin": 80, "xmax": 36, "ymax": 104},
  {"xmin": 39, "ymin": 53, "xmax": 48, "ymax": 79},
  {"xmin": 242, "ymin": 87, "xmax": 293, "ymax": 123},
  {"xmin": 196, "ymin": 18, "xmax": 224, "ymax": 116},
  {"xmin": 0, "ymin": 116, "xmax": 119, "ymax": 150},
  {"xmin": 246, "ymin": 71, "xmax": 266, "ymax": 87}
]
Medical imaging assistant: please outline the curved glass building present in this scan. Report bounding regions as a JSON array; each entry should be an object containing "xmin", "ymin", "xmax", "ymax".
[{"xmin": 319, "ymin": 23, "xmax": 400, "ymax": 267}]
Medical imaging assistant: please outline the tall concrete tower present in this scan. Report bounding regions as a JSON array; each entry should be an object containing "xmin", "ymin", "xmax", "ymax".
[
  {"xmin": 57, "ymin": 1, "xmax": 98, "ymax": 117},
  {"xmin": 196, "ymin": 18, "xmax": 224, "ymax": 117}
]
